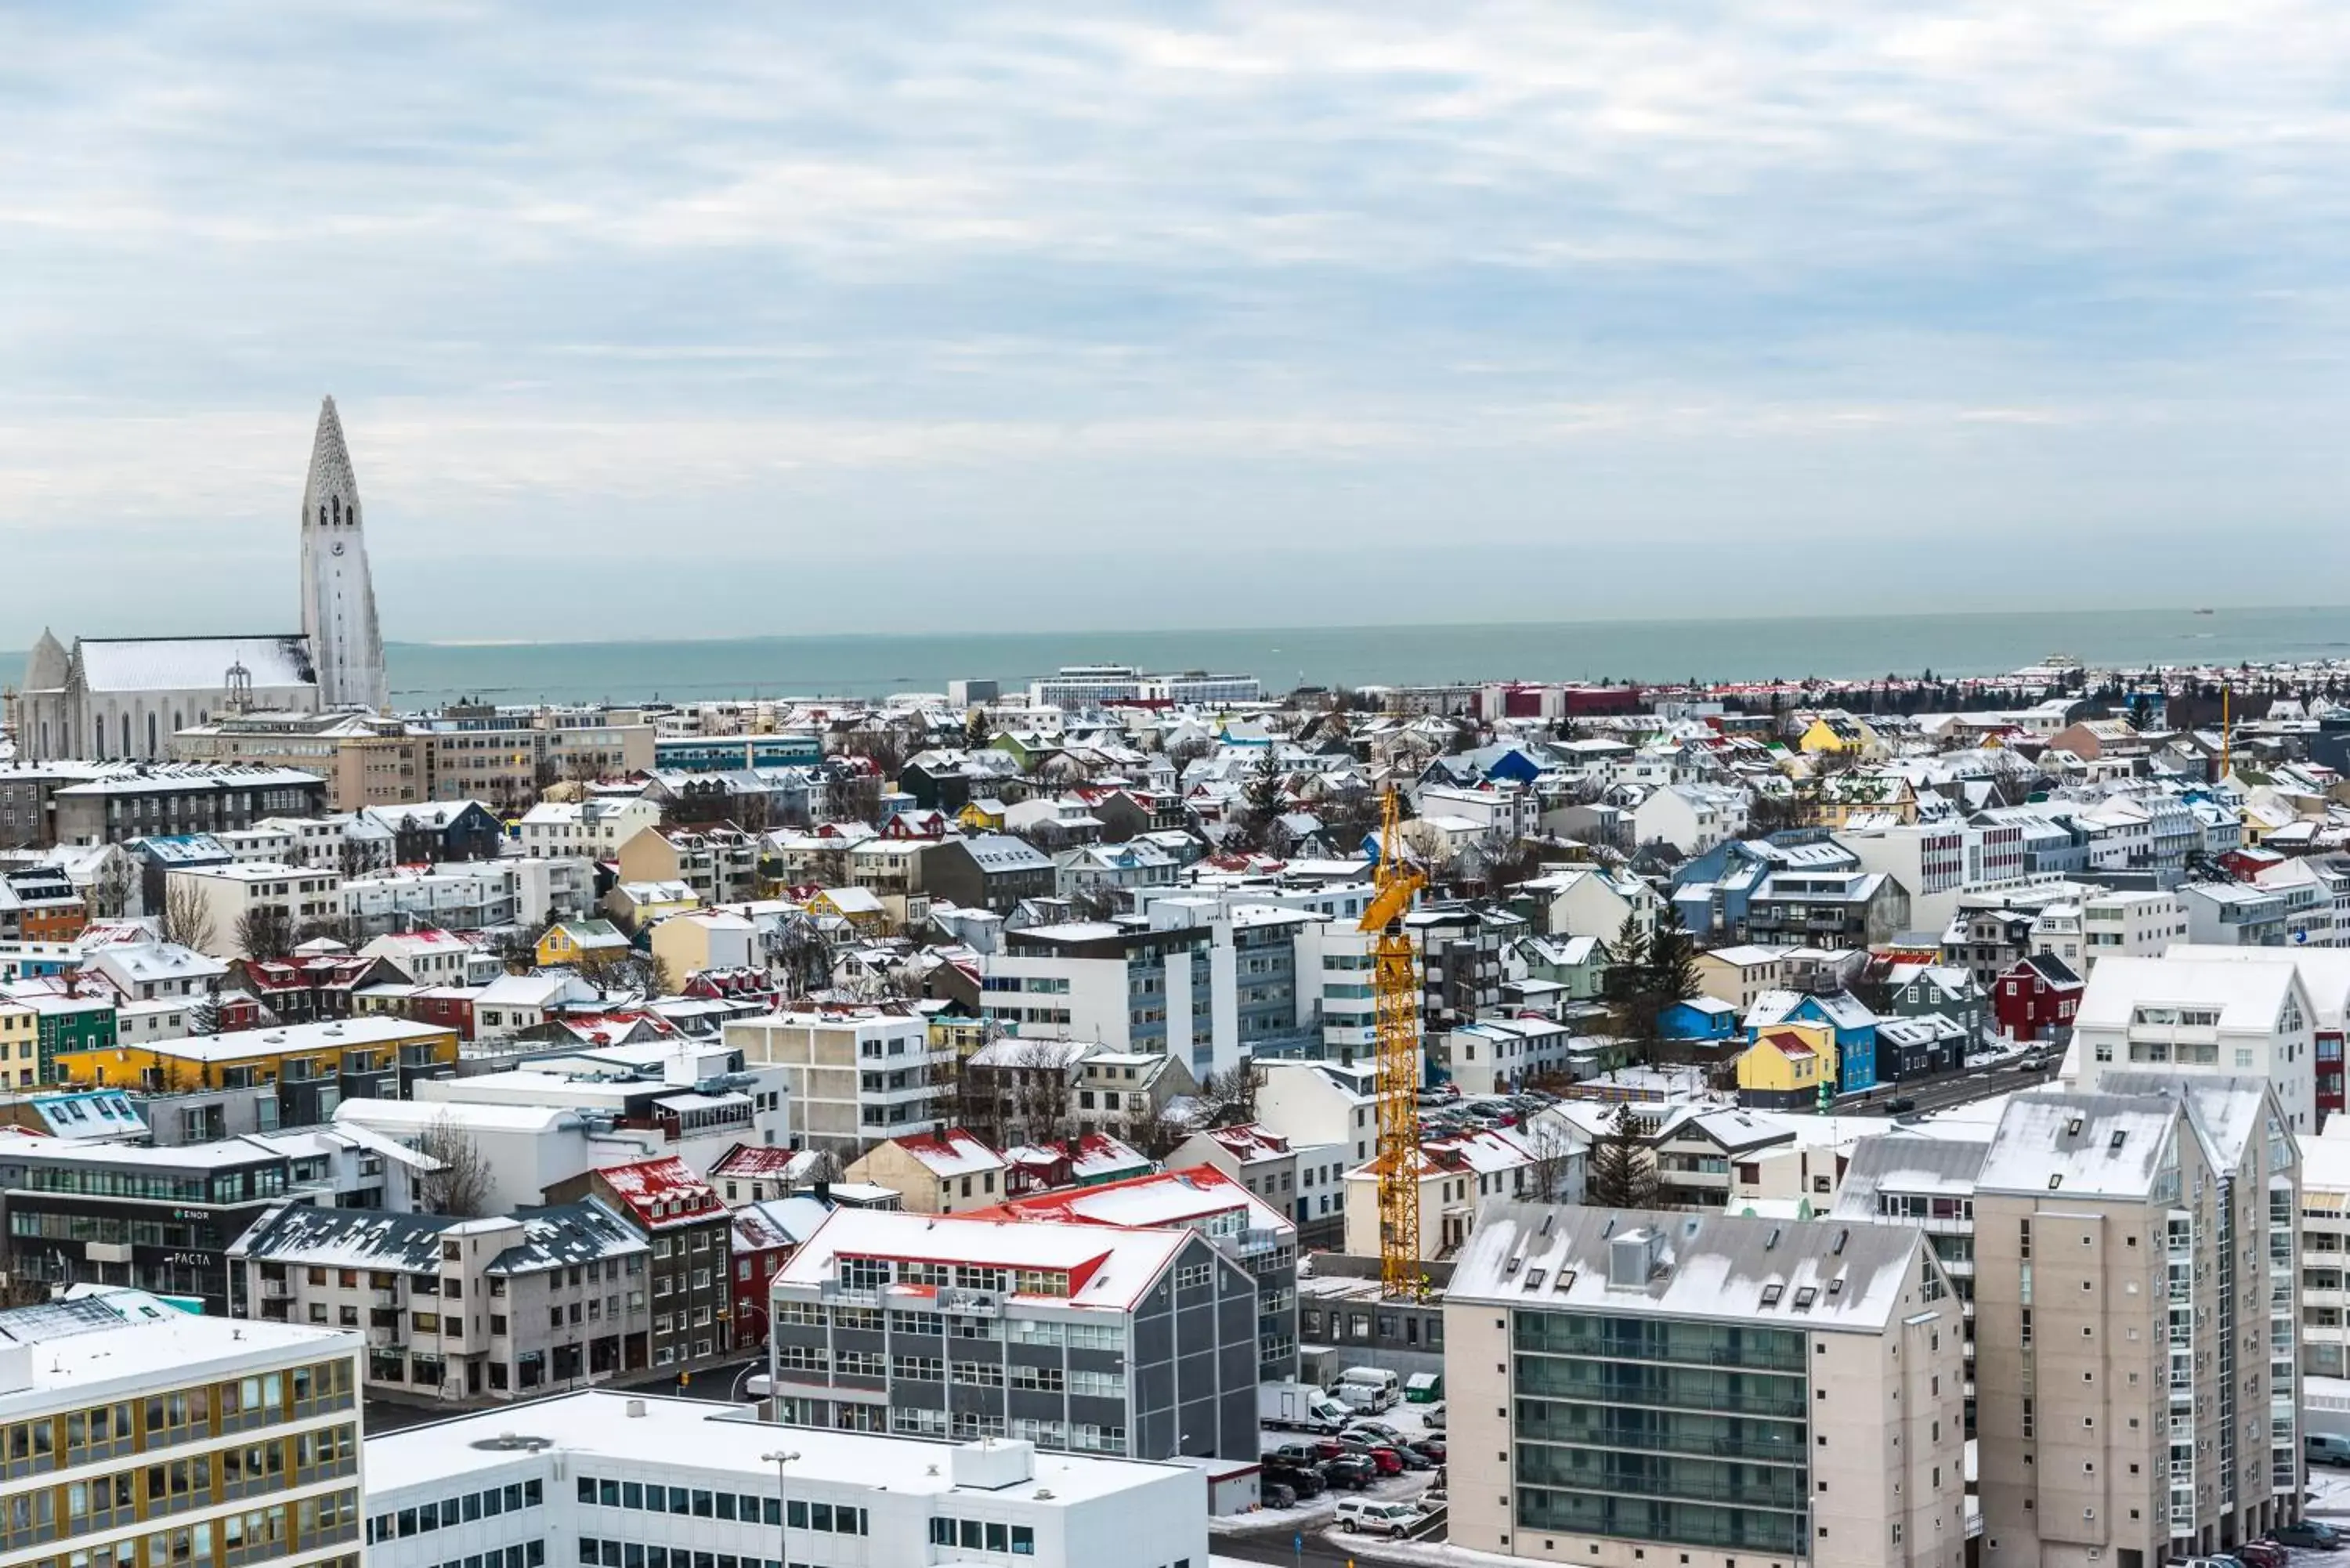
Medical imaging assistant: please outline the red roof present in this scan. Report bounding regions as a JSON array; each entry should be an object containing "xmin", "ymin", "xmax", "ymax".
[
  {"xmin": 711, "ymin": 1145, "xmax": 815, "ymax": 1180},
  {"xmin": 1759, "ymin": 1028, "xmax": 1817, "ymax": 1062},
  {"xmin": 596, "ymin": 1156, "xmax": 723, "ymax": 1227}
]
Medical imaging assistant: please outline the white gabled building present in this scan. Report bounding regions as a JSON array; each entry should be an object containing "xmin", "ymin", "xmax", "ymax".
[{"xmin": 2063, "ymin": 952, "xmax": 2319, "ymax": 1129}]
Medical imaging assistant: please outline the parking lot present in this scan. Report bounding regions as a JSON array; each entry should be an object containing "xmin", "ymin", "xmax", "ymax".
[{"xmin": 1215, "ymin": 1389, "xmax": 1448, "ymax": 1552}]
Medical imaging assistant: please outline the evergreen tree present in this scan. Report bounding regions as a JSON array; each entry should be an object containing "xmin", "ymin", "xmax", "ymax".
[
  {"xmin": 1643, "ymin": 905, "xmax": 1701, "ymax": 1011},
  {"xmin": 1585, "ymin": 1104, "xmax": 1660, "ymax": 1209}
]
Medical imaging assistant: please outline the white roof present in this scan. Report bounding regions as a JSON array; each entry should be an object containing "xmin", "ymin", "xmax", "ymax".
[
  {"xmin": 126, "ymin": 1016, "xmax": 443, "ymax": 1064},
  {"xmin": 1449, "ymin": 1201, "xmax": 1939, "ymax": 1334},
  {"xmin": 363, "ymin": 1389, "xmax": 1182, "ymax": 1508},
  {"xmin": 2164, "ymin": 942, "xmax": 2350, "ymax": 1031},
  {"xmin": 335, "ymin": 1099, "xmax": 583, "ymax": 1135},
  {"xmin": 78, "ymin": 635, "xmax": 315, "ymax": 693},
  {"xmin": 0, "ymin": 1297, "xmax": 347, "ymax": 1409},
  {"xmin": 774, "ymin": 1207, "xmax": 1191, "ymax": 1312},
  {"xmin": 2074, "ymin": 954, "xmax": 2303, "ymax": 1033}
]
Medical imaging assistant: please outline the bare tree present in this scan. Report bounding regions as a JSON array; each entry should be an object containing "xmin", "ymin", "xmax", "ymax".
[
  {"xmin": 415, "ymin": 1113, "xmax": 495, "ymax": 1217},
  {"xmin": 576, "ymin": 948, "xmax": 674, "ymax": 997},
  {"xmin": 1521, "ymin": 1115, "xmax": 1582, "ymax": 1203},
  {"xmin": 160, "ymin": 880, "xmax": 216, "ymax": 953},
  {"xmin": 89, "ymin": 855, "xmax": 136, "ymax": 921},
  {"xmin": 292, "ymin": 915, "xmax": 359, "ymax": 949},
  {"xmin": 234, "ymin": 907, "xmax": 298, "ymax": 963},
  {"xmin": 1127, "ymin": 1103, "xmax": 1191, "ymax": 1162}
]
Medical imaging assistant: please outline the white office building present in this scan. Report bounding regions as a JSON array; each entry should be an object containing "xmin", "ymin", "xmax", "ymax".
[{"xmin": 361, "ymin": 1389, "xmax": 1209, "ymax": 1568}]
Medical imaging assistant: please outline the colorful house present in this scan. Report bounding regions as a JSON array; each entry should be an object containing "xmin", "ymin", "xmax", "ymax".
[
  {"xmin": 1746, "ymin": 989, "xmax": 1881, "ymax": 1094},
  {"xmin": 956, "ymin": 798, "xmax": 1009, "ymax": 833},
  {"xmin": 0, "ymin": 1003, "xmax": 37, "ymax": 1090},
  {"xmin": 1735, "ymin": 1025, "xmax": 1838, "ymax": 1110},
  {"xmin": 537, "ymin": 919, "xmax": 632, "ymax": 968},
  {"xmin": 1994, "ymin": 952, "xmax": 2083, "ymax": 1043},
  {"xmin": 1657, "ymin": 995, "xmax": 1740, "ymax": 1052},
  {"xmin": 13, "ymin": 992, "xmax": 117, "ymax": 1084},
  {"xmin": 1796, "ymin": 711, "xmax": 1882, "ymax": 757}
]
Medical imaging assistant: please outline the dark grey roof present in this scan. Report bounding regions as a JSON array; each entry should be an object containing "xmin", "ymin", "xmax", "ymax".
[
  {"xmin": 228, "ymin": 1198, "xmax": 645, "ymax": 1275},
  {"xmin": 490, "ymin": 1203, "xmax": 648, "ymax": 1274}
]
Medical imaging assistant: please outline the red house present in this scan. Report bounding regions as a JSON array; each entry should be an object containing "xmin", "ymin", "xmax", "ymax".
[{"xmin": 1994, "ymin": 953, "xmax": 2084, "ymax": 1043}]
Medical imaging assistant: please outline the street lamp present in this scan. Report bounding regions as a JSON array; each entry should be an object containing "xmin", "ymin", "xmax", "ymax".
[{"xmin": 760, "ymin": 1451, "xmax": 798, "ymax": 1566}]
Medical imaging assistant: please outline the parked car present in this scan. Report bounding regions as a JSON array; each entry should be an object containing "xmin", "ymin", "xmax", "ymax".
[
  {"xmin": 1307, "ymin": 1436, "xmax": 1346, "ymax": 1461},
  {"xmin": 1360, "ymin": 1447, "xmax": 1404, "ymax": 1476},
  {"xmin": 1264, "ymin": 1442, "xmax": 1320, "ymax": 1467},
  {"xmin": 1347, "ymin": 1420, "xmax": 1408, "ymax": 1443},
  {"xmin": 1387, "ymin": 1446, "xmax": 1434, "ymax": 1472},
  {"xmin": 1279, "ymin": 1465, "xmax": 1327, "ymax": 1499},
  {"xmin": 2236, "ymin": 1542, "xmax": 2287, "ymax": 1568},
  {"xmin": 1420, "ymin": 1486, "xmax": 1448, "ymax": 1512},
  {"xmin": 1409, "ymin": 1438, "xmax": 1448, "ymax": 1463},
  {"xmin": 1321, "ymin": 1455, "xmax": 1378, "ymax": 1490},
  {"xmin": 1335, "ymin": 1500, "xmax": 1426, "ymax": 1539},
  {"xmin": 1885, "ymin": 1096, "xmax": 1917, "ymax": 1113},
  {"xmin": 1423, "ymin": 1402, "xmax": 1446, "ymax": 1432},
  {"xmin": 2310, "ymin": 1432, "xmax": 2350, "ymax": 1467},
  {"xmin": 1262, "ymin": 1482, "xmax": 1296, "ymax": 1510},
  {"xmin": 2273, "ymin": 1521, "xmax": 2345, "ymax": 1551}
]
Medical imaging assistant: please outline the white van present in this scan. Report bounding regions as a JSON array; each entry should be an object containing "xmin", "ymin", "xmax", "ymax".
[
  {"xmin": 1336, "ymin": 1367, "xmax": 1400, "ymax": 1411},
  {"xmin": 1335, "ymin": 1500, "xmax": 1424, "ymax": 1538}
]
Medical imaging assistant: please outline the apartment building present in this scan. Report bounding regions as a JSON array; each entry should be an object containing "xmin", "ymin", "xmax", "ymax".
[
  {"xmin": 1831, "ymin": 1134, "xmax": 1993, "ymax": 1434},
  {"xmin": 363, "ymin": 1389, "xmax": 1206, "ymax": 1568},
  {"xmin": 1973, "ymin": 1077, "xmax": 2301, "ymax": 1568},
  {"xmin": 2064, "ymin": 954, "xmax": 2319, "ymax": 1130},
  {"xmin": 766, "ymin": 1205, "xmax": 1259, "ymax": 1460},
  {"xmin": 0, "ymin": 1291, "xmax": 363, "ymax": 1568},
  {"xmin": 723, "ymin": 1008, "xmax": 953, "ymax": 1157},
  {"xmin": 55, "ymin": 1016, "xmax": 461, "ymax": 1129},
  {"xmin": 2298, "ymin": 1124, "xmax": 2350, "ymax": 1378},
  {"xmin": 1342, "ymin": 1125, "xmax": 1540, "ymax": 1261},
  {"xmin": 173, "ymin": 709, "xmax": 428, "ymax": 809},
  {"xmin": 546, "ymin": 1157, "xmax": 734, "ymax": 1373},
  {"xmin": 1444, "ymin": 1202, "xmax": 1965, "ymax": 1568},
  {"xmin": 979, "ymin": 1165, "xmax": 1300, "ymax": 1382},
  {"xmin": 229, "ymin": 1198, "xmax": 650, "ymax": 1400},
  {"xmin": 162, "ymin": 862, "xmax": 345, "ymax": 959}
]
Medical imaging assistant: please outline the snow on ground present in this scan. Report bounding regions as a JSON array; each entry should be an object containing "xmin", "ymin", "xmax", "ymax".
[{"xmin": 2308, "ymin": 1465, "xmax": 2350, "ymax": 1516}]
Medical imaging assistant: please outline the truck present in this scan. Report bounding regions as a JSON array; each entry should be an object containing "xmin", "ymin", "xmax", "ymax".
[{"xmin": 1259, "ymin": 1382, "xmax": 1350, "ymax": 1433}]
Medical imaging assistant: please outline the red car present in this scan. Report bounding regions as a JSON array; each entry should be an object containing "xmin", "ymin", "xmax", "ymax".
[{"xmin": 1362, "ymin": 1447, "xmax": 1404, "ymax": 1476}]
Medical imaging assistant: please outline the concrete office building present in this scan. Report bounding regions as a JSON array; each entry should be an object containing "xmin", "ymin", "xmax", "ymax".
[
  {"xmin": 1973, "ymin": 1076, "xmax": 2301, "ymax": 1568},
  {"xmin": 362, "ymin": 1389, "xmax": 1209, "ymax": 1568},
  {"xmin": 0, "ymin": 1288, "xmax": 363, "ymax": 1568},
  {"xmin": 765, "ymin": 1205, "xmax": 1259, "ymax": 1461},
  {"xmin": 1444, "ymin": 1201, "xmax": 1966, "ymax": 1568}
]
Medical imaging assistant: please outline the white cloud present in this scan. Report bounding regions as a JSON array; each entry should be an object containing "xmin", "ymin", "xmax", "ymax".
[{"xmin": 2, "ymin": 2, "xmax": 2348, "ymax": 639}]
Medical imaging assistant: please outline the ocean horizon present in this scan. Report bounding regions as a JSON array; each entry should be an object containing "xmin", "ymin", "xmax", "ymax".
[{"xmin": 11, "ymin": 605, "xmax": 2350, "ymax": 710}]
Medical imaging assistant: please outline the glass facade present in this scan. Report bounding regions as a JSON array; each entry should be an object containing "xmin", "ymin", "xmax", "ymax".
[{"xmin": 1513, "ymin": 1310, "xmax": 1810, "ymax": 1554}]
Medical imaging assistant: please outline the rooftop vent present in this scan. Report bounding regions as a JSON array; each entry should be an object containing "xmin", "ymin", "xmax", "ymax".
[
  {"xmin": 468, "ymin": 1433, "xmax": 554, "ymax": 1453},
  {"xmin": 1607, "ymin": 1228, "xmax": 1665, "ymax": 1290}
]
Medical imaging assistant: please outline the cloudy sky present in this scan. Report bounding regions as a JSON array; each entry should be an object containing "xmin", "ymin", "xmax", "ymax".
[{"xmin": 5, "ymin": 2, "xmax": 2348, "ymax": 645}]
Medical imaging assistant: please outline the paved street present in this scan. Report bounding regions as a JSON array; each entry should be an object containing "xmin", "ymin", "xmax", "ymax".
[{"xmin": 1839, "ymin": 1057, "xmax": 2056, "ymax": 1119}]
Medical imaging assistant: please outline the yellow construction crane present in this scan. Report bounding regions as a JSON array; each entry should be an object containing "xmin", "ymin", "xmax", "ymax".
[{"xmin": 1359, "ymin": 786, "xmax": 1426, "ymax": 1296}]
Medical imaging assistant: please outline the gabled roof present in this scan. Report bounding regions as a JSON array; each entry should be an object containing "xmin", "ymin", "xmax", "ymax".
[
  {"xmin": 1448, "ymin": 1201, "xmax": 1940, "ymax": 1333},
  {"xmin": 882, "ymin": 1128, "xmax": 1005, "ymax": 1180},
  {"xmin": 594, "ymin": 1156, "xmax": 724, "ymax": 1227},
  {"xmin": 773, "ymin": 1206, "xmax": 1193, "ymax": 1313}
]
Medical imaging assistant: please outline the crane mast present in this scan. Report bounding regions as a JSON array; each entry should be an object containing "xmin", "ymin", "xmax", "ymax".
[{"xmin": 1359, "ymin": 786, "xmax": 1426, "ymax": 1295}]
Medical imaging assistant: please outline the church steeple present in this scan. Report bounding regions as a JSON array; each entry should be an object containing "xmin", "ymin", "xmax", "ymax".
[{"xmin": 298, "ymin": 395, "xmax": 389, "ymax": 711}]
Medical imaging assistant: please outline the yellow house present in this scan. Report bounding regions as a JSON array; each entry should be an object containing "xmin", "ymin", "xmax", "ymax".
[
  {"xmin": 1798, "ymin": 711, "xmax": 1881, "ymax": 757},
  {"xmin": 537, "ymin": 919, "xmax": 633, "ymax": 968},
  {"xmin": 55, "ymin": 1016, "xmax": 459, "ymax": 1096},
  {"xmin": 809, "ymin": 886, "xmax": 889, "ymax": 934},
  {"xmin": 0, "ymin": 1003, "xmax": 36, "ymax": 1089},
  {"xmin": 1813, "ymin": 773, "xmax": 1918, "ymax": 828},
  {"xmin": 1734, "ymin": 1024, "xmax": 1838, "ymax": 1109},
  {"xmin": 956, "ymin": 799, "xmax": 1007, "ymax": 833}
]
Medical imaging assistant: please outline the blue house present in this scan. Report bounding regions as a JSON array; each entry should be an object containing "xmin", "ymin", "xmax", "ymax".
[
  {"xmin": 1657, "ymin": 995, "xmax": 1740, "ymax": 1049},
  {"xmin": 1668, "ymin": 833, "xmax": 1861, "ymax": 938},
  {"xmin": 1747, "ymin": 989, "xmax": 1882, "ymax": 1096}
]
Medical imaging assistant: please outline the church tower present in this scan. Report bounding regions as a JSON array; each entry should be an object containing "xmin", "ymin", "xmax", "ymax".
[{"xmin": 298, "ymin": 396, "xmax": 389, "ymax": 710}]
